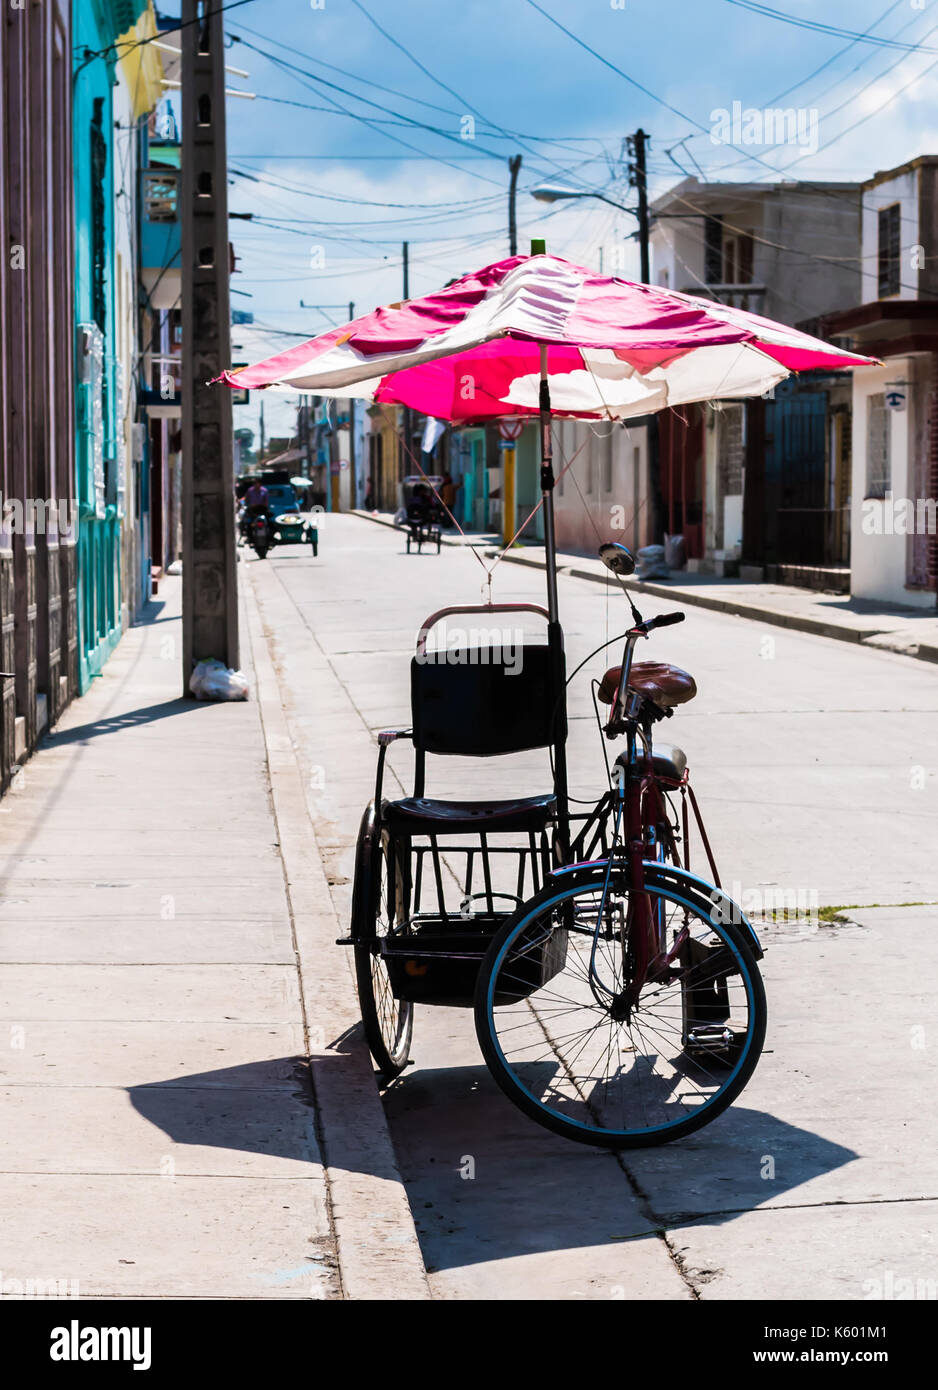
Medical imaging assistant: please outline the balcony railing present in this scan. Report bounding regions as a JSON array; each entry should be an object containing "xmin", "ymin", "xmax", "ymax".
[
  {"xmin": 689, "ymin": 283, "xmax": 768, "ymax": 314},
  {"xmin": 143, "ymin": 169, "xmax": 178, "ymax": 222}
]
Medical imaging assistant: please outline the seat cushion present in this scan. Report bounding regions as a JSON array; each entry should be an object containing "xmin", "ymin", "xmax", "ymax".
[
  {"xmin": 615, "ymin": 743, "xmax": 687, "ymax": 783},
  {"xmin": 598, "ymin": 661, "xmax": 697, "ymax": 709},
  {"xmin": 384, "ymin": 794, "xmax": 556, "ymax": 835}
]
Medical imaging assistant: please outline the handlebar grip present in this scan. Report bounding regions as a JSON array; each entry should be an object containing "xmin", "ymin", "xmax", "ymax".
[{"xmin": 647, "ymin": 611, "xmax": 685, "ymax": 630}]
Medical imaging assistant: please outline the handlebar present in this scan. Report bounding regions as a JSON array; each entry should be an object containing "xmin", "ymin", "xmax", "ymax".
[
  {"xmin": 630, "ymin": 611, "xmax": 685, "ymax": 637},
  {"xmin": 608, "ymin": 610, "xmax": 686, "ymax": 736}
]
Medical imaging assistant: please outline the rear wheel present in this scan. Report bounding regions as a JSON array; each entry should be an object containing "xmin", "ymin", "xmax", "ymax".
[
  {"xmin": 474, "ymin": 866, "xmax": 765, "ymax": 1148},
  {"xmin": 352, "ymin": 809, "xmax": 414, "ymax": 1077}
]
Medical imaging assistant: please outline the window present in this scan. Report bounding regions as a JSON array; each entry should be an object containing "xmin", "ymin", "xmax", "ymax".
[
  {"xmin": 866, "ymin": 393, "xmax": 891, "ymax": 499},
  {"xmin": 704, "ymin": 216, "xmax": 722, "ymax": 284},
  {"xmin": 722, "ymin": 232, "xmax": 754, "ymax": 285},
  {"xmin": 877, "ymin": 204, "xmax": 901, "ymax": 298},
  {"xmin": 90, "ymin": 98, "xmax": 107, "ymax": 334},
  {"xmin": 142, "ymin": 170, "xmax": 179, "ymax": 222},
  {"xmin": 600, "ymin": 428, "xmax": 613, "ymax": 494}
]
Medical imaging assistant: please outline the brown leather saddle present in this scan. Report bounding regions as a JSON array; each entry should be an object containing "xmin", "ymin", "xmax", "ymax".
[{"xmin": 598, "ymin": 660, "xmax": 697, "ymax": 711}]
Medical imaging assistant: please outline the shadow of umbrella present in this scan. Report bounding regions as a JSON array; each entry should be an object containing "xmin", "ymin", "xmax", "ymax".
[{"xmin": 129, "ymin": 1056, "xmax": 319, "ymax": 1167}]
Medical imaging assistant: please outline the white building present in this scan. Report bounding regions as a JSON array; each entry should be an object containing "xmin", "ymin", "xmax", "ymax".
[{"xmin": 823, "ymin": 156, "xmax": 938, "ymax": 608}]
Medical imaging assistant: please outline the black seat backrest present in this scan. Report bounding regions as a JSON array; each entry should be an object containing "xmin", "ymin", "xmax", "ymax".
[{"xmin": 411, "ymin": 643, "xmax": 566, "ymax": 757}]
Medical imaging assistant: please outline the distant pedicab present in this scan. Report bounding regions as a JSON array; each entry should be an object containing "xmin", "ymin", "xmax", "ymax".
[{"xmin": 395, "ymin": 475, "xmax": 444, "ymax": 554}]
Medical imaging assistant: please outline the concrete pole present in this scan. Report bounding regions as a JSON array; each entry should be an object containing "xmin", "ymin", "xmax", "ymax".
[
  {"xmin": 508, "ymin": 154, "xmax": 522, "ymax": 256},
  {"xmin": 181, "ymin": 0, "xmax": 239, "ymax": 690}
]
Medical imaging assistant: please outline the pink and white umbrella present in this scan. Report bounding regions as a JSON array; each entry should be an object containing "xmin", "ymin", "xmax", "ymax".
[{"xmin": 220, "ymin": 252, "xmax": 875, "ymax": 420}]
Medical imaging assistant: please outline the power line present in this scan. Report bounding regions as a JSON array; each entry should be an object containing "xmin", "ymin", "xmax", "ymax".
[
  {"xmin": 720, "ymin": 0, "xmax": 938, "ymax": 52},
  {"xmin": 229, "ymin": 18, "xmax": 614, "ymax": 155},
  {"xmin": 74, "ymin": 0, "xmax": 259, "ymax": 74},
  {"xmin": 348, "ymin": 0, "xmax": 627, "ymax": 197},
  {"xmin": 523, "ymin": 0, "xmax": 708, "ymax": 132}
]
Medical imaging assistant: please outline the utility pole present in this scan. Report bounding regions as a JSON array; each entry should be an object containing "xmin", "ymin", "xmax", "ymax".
[
  {"xmin": 347, "ymin": 301, "xmax": 357, "ymax": 506},
  {"xmin": 508, "ymin": 154, "xmax": 522, "ymax": 255},
  {"xmin": 628, "ymin": 129, "xmax": 662, "ymax": 544},
  {"xmin": 181, "ymin": 0, "xmax": 239, "ymax": 688},
  {"xmin": 628, "ymin": 128, "xmax": 650, "ymax": 283},
  {"xmin": 402, "ymin": 242, "xmax": 412, "ymax": 472}
]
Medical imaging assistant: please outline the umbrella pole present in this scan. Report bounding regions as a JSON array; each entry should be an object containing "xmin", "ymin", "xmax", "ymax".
[
  {"xmin": 539, "ymin": 344, "xmax": 561, "ymax": 625},
  {"xmin": 539, "ymin": 344, "xmax": 570, "ymax": 860}
]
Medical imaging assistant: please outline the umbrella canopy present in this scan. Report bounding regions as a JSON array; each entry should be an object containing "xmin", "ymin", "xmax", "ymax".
[{"xmin": 220, "ymin": 253, "xmax": 876, "ymax": 422}]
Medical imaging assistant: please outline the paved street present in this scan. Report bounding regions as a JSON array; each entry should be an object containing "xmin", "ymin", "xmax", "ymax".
[{"xmin": 252, "ymin": 513, "xmax": 938, "ymax": 1300}]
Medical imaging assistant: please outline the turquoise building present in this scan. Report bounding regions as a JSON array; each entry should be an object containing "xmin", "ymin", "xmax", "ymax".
[{"xmin": 72, "ymin": 1, "xmax": 152, "ymax": 690}]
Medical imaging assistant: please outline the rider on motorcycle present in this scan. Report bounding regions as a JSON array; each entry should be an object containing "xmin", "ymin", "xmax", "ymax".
[{"xmin": 243, "ymin": 478, "xmax": 270, "ymax": 517}]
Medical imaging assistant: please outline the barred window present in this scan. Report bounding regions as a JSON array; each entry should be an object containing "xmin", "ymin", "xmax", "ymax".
[
  {"xmin": 877, "ymin": 204, "xmax": 900, "ymax": 298},
  {"xmin": 866, "ymin": 393, "xmax": 891, "ymax": 500}
]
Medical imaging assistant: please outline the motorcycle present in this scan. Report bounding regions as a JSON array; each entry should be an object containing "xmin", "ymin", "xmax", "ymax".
[{"xmin": 248, "ymin": 511, "xmax": 273, "ymax": 559}]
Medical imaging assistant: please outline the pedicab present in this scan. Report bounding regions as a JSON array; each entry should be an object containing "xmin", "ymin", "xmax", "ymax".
[
  {"xmin": 395, "ymin": 475, "xmax": 444, "ymax": 553},
  {"xmin": 220, "ymin": 252, "xmax": 874, "ymax": 1147}
]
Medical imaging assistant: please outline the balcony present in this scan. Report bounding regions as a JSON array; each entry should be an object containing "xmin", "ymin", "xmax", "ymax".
[
  {"xmin": 140, "ymin": 169, "xmax": 181, "ymax": 310},
  {"xmin": 684, "ymin": 283, "xmax": 767, "ymax": 315}
]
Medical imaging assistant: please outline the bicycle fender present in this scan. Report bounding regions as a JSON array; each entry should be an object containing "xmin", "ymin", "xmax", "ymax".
[{"xmin": 549, "ymin": 858, "xmax": 763, "ymax": 960}]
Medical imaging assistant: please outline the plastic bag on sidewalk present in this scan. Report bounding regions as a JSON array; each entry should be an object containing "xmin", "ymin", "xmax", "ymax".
[
  {"xmin": 663, "ymin": 533, "xmax": 686, "ymax": 571},
  {"xmin": 189, "ymin": 658, "xmax": 249, "ymax": 702},
  {"xmin": 636, "ymin": 544, "xmax": 671, "ymax": 580}
]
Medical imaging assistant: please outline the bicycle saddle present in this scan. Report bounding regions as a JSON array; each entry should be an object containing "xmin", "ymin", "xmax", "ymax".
[{"xmin": 598, "ymin": 661, "xmax": 697, "ymax": 710}]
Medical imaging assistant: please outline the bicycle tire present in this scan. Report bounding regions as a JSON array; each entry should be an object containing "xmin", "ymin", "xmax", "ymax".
[{"xmin": 474, "ymin": 864, "xmax": 766, "ymax": 1148}]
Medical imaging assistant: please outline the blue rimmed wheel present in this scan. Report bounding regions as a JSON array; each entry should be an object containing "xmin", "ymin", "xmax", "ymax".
[{"xmin": 473, "ymin": 865, "xmax": 766, "ymax": 1148}]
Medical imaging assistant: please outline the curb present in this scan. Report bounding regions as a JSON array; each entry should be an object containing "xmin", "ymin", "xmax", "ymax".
[
  {"xmin": 243, "ymin": 569, "xmax": 431, "ymax": 1302},
  {"xmin": 349, "ymin": 510, "xmax": 938, "ymax": 661},
  {"xmin": 482, "ymin": 547, "xmax": 938, "ymax": 665}
]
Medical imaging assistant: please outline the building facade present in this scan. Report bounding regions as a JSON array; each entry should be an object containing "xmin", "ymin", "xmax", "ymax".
[
  {"xmin": 822, "ymin": 156, "xmax": 938, "ymax": 608},
  {"xmin": 1, "ymin": 0, "xmax": 77, "ymax": 789},
  {"xmin": 649, "ymin": 177, "xmax": 862, "ymax": 580}
]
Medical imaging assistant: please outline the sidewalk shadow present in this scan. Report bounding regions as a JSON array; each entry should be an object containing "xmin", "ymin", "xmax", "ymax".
[
  {"xmin": 128, "ymin": 1052, "xmax": 857, "ymax": 1271},
  {"xmin": 129, "ymin": 1057, "xmax": 316, "ymax": 1163},
  {"xmin": 45, "ymin": 696, "xmax": 220, "ymax": 748}
]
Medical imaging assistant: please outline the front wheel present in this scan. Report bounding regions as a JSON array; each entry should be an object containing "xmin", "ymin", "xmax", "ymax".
[{"xmin": 474, "ymin": 866, "xmax": 766, "ymax": 1148}]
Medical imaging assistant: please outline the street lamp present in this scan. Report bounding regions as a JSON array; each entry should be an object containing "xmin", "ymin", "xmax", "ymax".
[
  {"xmin": 531, "ymin": 183, "xmax": 647, "ymax": 281},
  {"xmin": 531, "ymin": 184, "xmax": 637, "ymax": 217}
]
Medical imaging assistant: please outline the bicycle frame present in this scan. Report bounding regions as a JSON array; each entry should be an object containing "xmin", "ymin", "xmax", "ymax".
[{"xmin": 579, "ymin": 624, "xmax": 708, "ymax": 1015}]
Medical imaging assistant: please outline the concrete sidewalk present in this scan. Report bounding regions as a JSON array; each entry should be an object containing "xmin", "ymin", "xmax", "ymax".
[
  {"xmin": 354, "ymin": 510, "xmax": 938, "ymax": 663},
  {"xmin": 0, "ymin": 575, "xmax": 424, "ymax": 1300}
]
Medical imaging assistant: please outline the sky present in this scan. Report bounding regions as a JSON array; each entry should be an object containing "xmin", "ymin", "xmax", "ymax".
[{"xmin": 159, "ymin": 0, "xmax": 938, "ymax": 443}]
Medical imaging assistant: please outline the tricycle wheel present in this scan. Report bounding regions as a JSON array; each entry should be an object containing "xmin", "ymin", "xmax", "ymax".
[{"xmin": 351, "ymin": 807, "xmax": 413, "ymax": 1077}]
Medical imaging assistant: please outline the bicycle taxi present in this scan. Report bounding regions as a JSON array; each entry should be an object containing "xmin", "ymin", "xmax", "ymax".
[
  {"xmin": 220, "ymin": 251, "xmax": 874, "ymax": 1146},
  {"xmin": 394, "ymin": 475, "xmax": 444, "ymax": 553}
]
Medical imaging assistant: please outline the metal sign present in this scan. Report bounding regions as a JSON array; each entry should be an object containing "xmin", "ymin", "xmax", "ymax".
[{"xmin": 498, "ymin": 419, "xmax": 524, "ymax": 441}]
